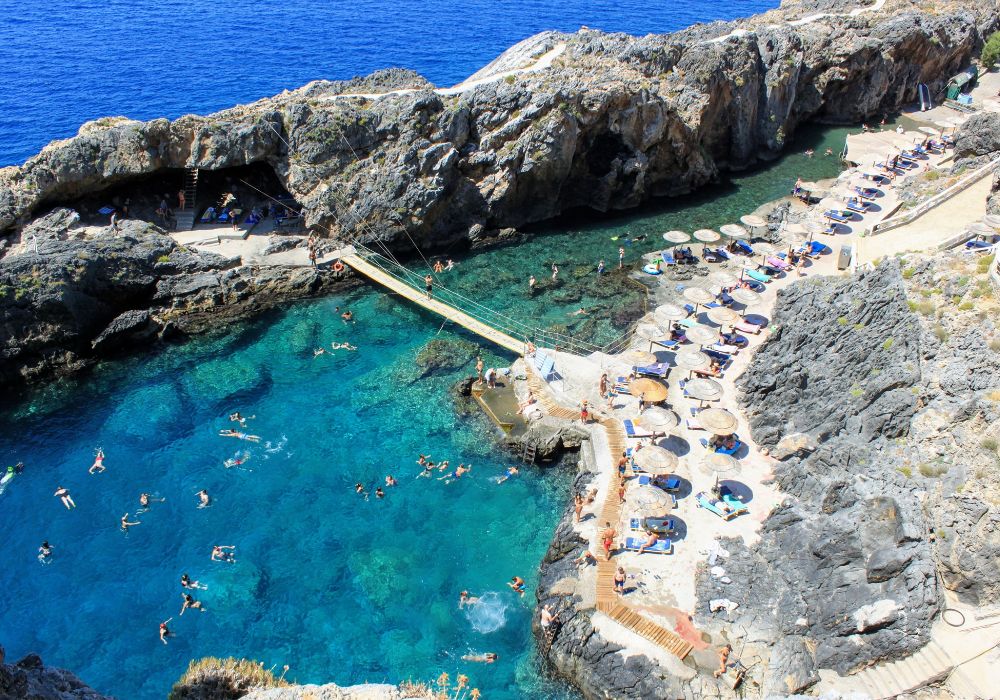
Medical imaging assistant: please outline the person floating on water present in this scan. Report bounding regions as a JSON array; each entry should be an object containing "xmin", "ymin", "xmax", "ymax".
[
  {"xmin": 417, "ymin": 462, "xmax": 436, "ymax": 478},
  {"xmin": 89, "ymin": 449, "xmax": 106, "ymax": 474},
  {"xmin": 159, "ymin": 618, "xmax": 173, "ymax": 645},
  {"xmin": 445, "ymin": 259, "xmax": 455, "ymax": 271},
  {"xmin": 138, "ymin": 493, "xmax": 165, "ymax": 513},
  {"xmin": 570, "ymin": 307, "xmax": 588, "ymax": 316},
  {"xmin": 180, "ymin": 573, "xmax": 207, "ymax": 590},
  {"xmin": 38, "ymin": 540, "xmax": 53, "ymax": 564},
  {"xmin": 551, "ymin": 263, "xmax": 558, "ymax": 281},
  {"xmin": 416, "ymin": 454, "xmax": 430, "ymax": 467},
  {"xmin": 224, "ymin": 452, "xmax": 251, "ymax": 469},
  {"xmin": 313, "ymin": 347, "xmax": 326, "ymax": 357},
  {"xmin": 459, "ymin": 590, "xmax": 480, "ymax": 608},
  {"xmin": 54, "ymin": 486, "xmax": 76, "ymax": 510},
  {"xmin": 462, "ymin": 652, "xmax": 498, "ymax": 664},
  {"xmin": 229, "ymin": 412, "xmax": 254, "ymax": 427},
  {"xmin": 120, "ymin": 513, "xmax": 141, "ymax": 534},
  {"xmin": 1, "ymin": 462, "xmax": 24, "ymax": 495},
  {"xmin": 331, "ymin": 342, "xmax": 357, "ymax": 351},
  {"xmin": 219, "ymin": 429, "xmax": 261, "ymax": 442},
  {"xmin": 355, "ymin": 483, "xmax": 368, "ymax": 499},
  {"xmin": 385, "ymin": 475, "xmax": 397, "ymax": 487},
  {"xmin": 196, "ymin": 489, "xmax": 211, "ymax": 508},
  {"xmin": 374, "ymin": 487, "xmax": 385, "ymax": 499},
  {"xmin": 341, "ymin": 309, "xmax": 353, "ymax": 323},
  {"xmin": 619, "ymin": 246, "xmax": 625, "ymax": 268},
  {"xmin": 211, "ymin": 545, "xmax": 236, "ymax": 563},
  {"xmin": 528, "ymin": 275, "xmax": 536, "ymax": 293},
  {"xmin": 508, "ymin": 576, "xmax": 526, "ymax": 596},
  {"xmin": 180, "ymin": 593, "xmax": 206, "ymax": 615},
  {"xmin": 498, "ymin": 465, "xmax": 518, "ymax": 483},
  {"xmin": 433, "ymin": 260, "xmax": 444, "ymax": 274}
]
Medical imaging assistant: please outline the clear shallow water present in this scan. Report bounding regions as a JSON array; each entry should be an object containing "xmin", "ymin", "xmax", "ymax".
[
  {"xmin": 0, "ymin": 290, "xmax": 576, "ymax": 699},
  {"xmin": 0, "ymin": 0, "xmax": 777, "ymax": 166}
]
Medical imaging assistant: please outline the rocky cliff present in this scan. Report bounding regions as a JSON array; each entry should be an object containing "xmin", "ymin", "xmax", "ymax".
[
  {"xmin": 0, "ymin": 649, "xmax": 111, "ymax": 700},
  {"xmin": 0, "ymin": 0, "xmax": 991, "ymax": 249}
]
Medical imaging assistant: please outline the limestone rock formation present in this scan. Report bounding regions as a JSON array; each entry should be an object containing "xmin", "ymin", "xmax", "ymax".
[{"xmin": 0, "ymin": 650, "xmax": 111, "ymax": 700}]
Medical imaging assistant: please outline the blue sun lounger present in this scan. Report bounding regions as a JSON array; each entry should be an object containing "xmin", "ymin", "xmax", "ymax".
[
  {"xmin": 699, "ymin": 438, "xmax": 742, "ymax": 455},
  {"xmin": 824, "ymin": 210, "xmax": 850, "ymax": 223},
  {"xmin": 624, "ymin": 536, "xmax": 673, "ymax": 554},
  {"xmin": 634, "ymin": 362, "xmax": 669, "ymax": 378},
  {"xmin": 696, "ymin": 492, "xmax": 748, "ymax": 520},
  {"xmin": 661, "ymin": 252, "xmax": 677, "ymax": 265},
  {"xmin": 637, "ymin": 475, "xmax": 680, "ymax": 492},
  {"xmin": 199, "ymin": 207, "xmax": 216, "ymax": 223},
  {"xmin": 735, "ymin": 240, "xmax": 754, "ymax": 255},
  {"xmin": 629, "ymin": 517, "xmax": 675, "ymax": 532},
  {"xmin": 537, "ymin": 354, "xmax": 555, "ymax": 381},
  {"xmin": 806, "ymin": 241, "xmax": 829, "ymax": 256},
  {"xmin": 650, "ymin": 338, "xmax": 679, "ymax": 351},
  {"xmin": 623, "ymin": 420, "xmax": 661, "ymax": 439}
]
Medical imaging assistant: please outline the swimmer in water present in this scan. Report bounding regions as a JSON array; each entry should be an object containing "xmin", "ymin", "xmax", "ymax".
[
  {"xmin": 180, "ymin": 573, "xmax": 207, "ymax": 590},
  {"xmin": 180, "ymin": 592, "xmax": 206, "ymax": 615},
  {"xmin": 417, "ymin": 462, "xmax": 435, "ymax": 478},
  {"xmin": 138, "ymin": 492, "xmax": 165, "ymax": 512},
  {"xmin": 331, "ymin": 342, "xmax": 357, "ymax": 351},
  {"xmin": 196, "ymin": 489, "xmax": 211, "ymax": 508},
  {"xmin": 229, "ymin": 412, "xmax": 254, "ymax": 427},
  {"xmin": 497, "ymin": 465, "xmax": 518, "ymax": 484},
  {"xmin": 375, "ymin": 487, "xmax": 385, "ymax": 499},
  {"xmin": 219, "ymin": 429, "xmax": 261, "ymax": 442},
  {"xmin": 89, "ymin": 449, "xmax": 106, "ymax": 474},
  {"xmin": 508, "ymin": 576, "xmax": 526, "ymax": 596},
  {"xmin": 459, "ymin": 590, "xmax": 480, "ymax": 608},
  {"xmin": 341, "ymin": 309, "xmax": 353, "ymax": 323},
  {"xmin": 53, "ymin": 486, "xmax": 76, "ymax": 510},
  {"xmin": 120, "ymin": 513, "xmax": 141, "ymax": 533},
  {"xmin": 38, "ymin": 540, "xmax": 53, "ymax": 563},
  {"xmin": 385, "ymin": 475, "xmax": 397, "ymax": 487},
  {"xmin": 313, "ymin": 347, "xmax": 326, "ymax": 357},
  {"xmin": 462, "ymin": 652, "xmax": 498, "ymax": 664},
  {"xmin": 159, "ymin": 618, "xmax": 173, "ymax": 645},
  {"xmin": 439, "ymin": 463, "xmax": 472, "ymax": 483},
  {"xmin": 224, "ymin": 452, "xmax": 251, "ymax": 469},
  {"xmin": 416, "ymin": 454, "xmax": 430, "ymax": 466},
  {"xmin": 211, "ymin": 545, "xmax": 236, "ymax": 563},
  {"xmin": 355, "ymin": 482, "xmax": 367, "ymax": 496}
]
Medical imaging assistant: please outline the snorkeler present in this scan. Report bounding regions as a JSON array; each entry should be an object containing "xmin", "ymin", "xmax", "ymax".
[
  {"xmin": 38, "ymin": 540, "xmax": 53, "ymax": 564},
  {"xmin": 211, "ymin": 545, "xmax": 236, "ymax": 563},
  {"xmin": 507, "ymin": 576, "xmax": 526, "ymax": 596},
  {"xmin": 461, "ymin": 652, "xmax": 498, "ymax": 664},
  {"xmin": 196, "ymin": 489, "xmax": 211, "ymax": 508},
  {"xmin": 355, "ymin": 483, "xmax": 367, "ymax": 497},
  {"xmin": 159, "ymin": 618, "xmax": 173, "ymax": 645},
  {"xmin": 53, "ymin": 486, "xmax": 76, "ymax": 510},
  {"xmin": 416, "ymin": 454, "xmax": 430, "ymax": 466},
  {"xmin": 0, "ymin": 462, "xmax": 24, "ymax": 495},
  {"xmin": 497, "ymin": 465, "xmax": 518, "ymax": 484},
  {"xmin": 219, "ymin": 429, "xmax": 261, "ymax": 442},
  {"xmin": 89, "ymin": 449, "xmax": 106, "ymax": 474},
  {"xmin": 120, "ymin": 513, "xmax": 141, "ymax": 533},
  {"xmin": 341, "ymin": 309, "xmax": 353, "ymax": 323},
  {"xmin": 331, "ymin": 342, "xmax": 357, "ymax": 351},
  {"xmin": 180, "ymin": 573, "xmax": 207, "ymax": 590},
  {"xmin": 180, "ymin": 592, "xmax": 206, "ymax": 615},
  {"xmin": 224, "ymin": 451, "xmax": 251, "ymax": 469},
  {"xmin": 459, "ymin": 591, "xmax": 480, "ymax": 608}
]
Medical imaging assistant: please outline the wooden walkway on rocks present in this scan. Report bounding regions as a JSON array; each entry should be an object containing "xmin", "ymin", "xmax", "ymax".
[{"xmin": 526, "ymin": 365, "xmax": 694, "ymax": 660}]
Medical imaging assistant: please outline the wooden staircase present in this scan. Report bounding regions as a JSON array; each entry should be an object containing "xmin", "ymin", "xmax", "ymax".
[
  {"xmin": 524, "ymin": 362, "xmax": 694, "ymax": 661},
  {"xmin": 174, "ymin": 168, "xmax": 199, "ymax": 231}
]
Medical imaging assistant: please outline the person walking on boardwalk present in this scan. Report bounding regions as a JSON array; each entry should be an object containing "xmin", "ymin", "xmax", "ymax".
[
  {"xmin": 580, "ymin": 400, "xmax": 589, "ymax": 424},
  {"xmin": 601, "ymin": 522, "xmax": 617, "ymax": 561},
  {"xmin": 425, "ymin": 274, "xmax": 434, "ymax": 299}
]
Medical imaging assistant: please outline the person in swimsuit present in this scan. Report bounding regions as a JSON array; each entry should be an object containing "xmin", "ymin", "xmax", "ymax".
[
  {"xmin": 617, "ymin": 452, "xmax": 628, "ymax": 480},
  {"xmin": 714, "ymin": 644, "xmax": 732, "ymax": 678},
  {"xmin": 498, "ymin": 465, "xmax": 518, "ymax": 484},
  {"xmin": 580, "ymin": 400, "xmax": 589, "ymax": 424},
  {"xmin": 601, "ymin": 522, "xmax": 616, "ymax": 561},
  {"xmin": 211, "ymin": 545, "xmax": 236, "ymax": 563},
  {"xmin": 573, "ymin": 493, "xmax": 584, "ymax": 523},
  {"xmin": 574, "ymin": 549, "xmax": 596, "ymax": 568},
  {"xmin": 433, "ymin": 260, "xmax": 444, "ymax": 274},
  {"xmin": 196, "ymin": 489, "xmax": 211, "ymax": 508},
  {"xmin": 38, "ymin": 540, "xmax": 53, "ymax": 563},
  {"xmin": 54, "ymin": 486, "xmax": 76, "ymax": 510},
  {"xmin": 120, "ymin": 513, "xmax": 141, "ymax": 533},
  {"xmin": 462, "ymin": 652, "xmax": 498, "ymax": 663},
  {"xmin": 475, "ymin": 357, "xmax": 484, "ymax": 384},
  {"xmin": 507, "ymin": 576, "xmax": 525, "ymax": 596},
  {"xmin": 313, "ymin": 347, "xmax": 326, "ymax": 357},
  {"xmin": 219, "ymin": 429, "xmax": 261, "ymax": 442},
  {"xmin": 424, "ymin": 274, "xmax": 433, "ymax": 299},
  {"xmin": 385, "ymin": 475, "xmax": 397, "ymax": 487},
  {"xmin": 375, "ymin": 487, "xmax": 385, "ymax": 499},
  {"xmin": 138, "ymin": 493, "xmax": 165, "ymax": 512},
  {"xmin": 159, "ymin": 618, "xmax": 173, "ymax": 644},
  {"xmin": 540, "ymin": 605, "xmax": 558, "ymax": 633},
  {"xmin": 229, "ymin": 412, "xmax": 254, "ymax": 427},
  {"xmin": 180, "ymin": 593, "xmax": 206, "ymax": 615},
  {"xmin": 459, "ymin": 590, "xmax": 480, "ymax": 608},
  {"xmin": 331, "ymin": 342, "xmax": 357, "ymax": 351},
  {"xmin": 417, "ymin": 463, "xmax": 435, "ymax": 478},
  {"xmin": 614, "ymin": 566, "xmax": 627, "ymax": 594},
  {"xmin": 180, "ymin": 573, "xmax": 207, "ymax": 590},
  {"xmin": 599, "ymin": 373, "xmax": 608, "ymax": 398},
  {"xmin": 341, "ymin": 309, "xmax": 353, "ymax": 323},
  {"xmin": 89, "ymin": 449, "xmax": 106, "ymax": 474}
]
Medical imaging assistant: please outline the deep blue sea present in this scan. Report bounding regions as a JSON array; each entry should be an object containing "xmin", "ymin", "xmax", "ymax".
[
  {"xmin": 0, "ymin": 0, "xmax": 777, "ymax": 167},
  {"xmin": 0, "ymin": 2, "xmax": 852, "ymax": 699}
]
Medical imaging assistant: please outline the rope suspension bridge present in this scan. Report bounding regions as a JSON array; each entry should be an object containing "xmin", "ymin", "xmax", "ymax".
[{"xmin": 339, "ymin": 243, "xmax": 637, "ymax": 357}]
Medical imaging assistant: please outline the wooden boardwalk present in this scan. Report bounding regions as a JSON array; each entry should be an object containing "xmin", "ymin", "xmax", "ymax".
[
  {"xmin": 341, "ymin": 253, "xmax": 526, "ymax": 355},
  {"xmin": 526, "ymin": 365, "xmax": 694, "ymax": 661}
]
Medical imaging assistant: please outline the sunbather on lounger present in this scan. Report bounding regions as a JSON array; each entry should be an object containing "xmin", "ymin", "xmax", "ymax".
[{"xmin": 636, "ymin": 532, "xmax": 662, "ymax": 555}]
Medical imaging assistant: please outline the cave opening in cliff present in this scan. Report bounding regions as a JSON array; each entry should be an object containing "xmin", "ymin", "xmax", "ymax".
[{"xmin": 40, "ymin": 162, "xmax": 298, "ymax": 232}]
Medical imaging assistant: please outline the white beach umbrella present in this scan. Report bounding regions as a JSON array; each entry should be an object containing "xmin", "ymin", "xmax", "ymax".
[
  {"xmin": 700, "ymin": 452, "xmax": 741, "ymax": 480},
  {"xmin": 632, "ymin": 445, "xmax": 679, "ymax": 474},
  {"xmin": 685, "ymin": 378, "xmax": 723, "ymax": 402},
  {"xmin": 683, "ymin": 286, "xmax": 716, "ymax": 307},
  {"xmin": 654, "ymin": 303, "xmax": 688, "ymax": 323},
  {"xmin": 685, "ymin": 324, "xmax": 719, "ymax": 346},
  {"xmin": 674, "ymin": 349, "xmax": 711, "ymax": 372},
  {"xmin": 710, "ymin": 271, "xmax": 739, "ymax": 287},
  {"xmin": 720, "ymin": 224, "xmax": 749, "ymax": 240},
  {"xmin": 968, "ymin": 222, "xmax": 995, "ymax": 236},
  {"xmin": 637, "ymin": 407, "xmax": 678, "ymax": 432},
  {"xmin": 983, "ymin": 214, "xmax": 1000, "ymax": 229},
  {"xmin": 621, "ymin": 349, "xmax": 658, "ymax": 367},
  {"xmin": 707, "ymin": 306, "xmax": 740, "ymax": 326},
  {"xmin": 633, "ymin": 485, "xmax": 674, "ymax": 516},
  {"xmin": 698, "ymin": 407, "xmax": 738, "ymax": 435},
  {"xmin": 729, "ymin": 287, "xmax": 760, "ymax": 307},
  {"xmin": 693, "ymin": 229, "xmax": 721, "ymax": 243},
  {"xmin": 740, "ymin": 214, "xmax": 767, "ymax": 230}
]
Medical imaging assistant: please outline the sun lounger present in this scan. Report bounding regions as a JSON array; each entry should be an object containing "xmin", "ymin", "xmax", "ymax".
[
  {"xmin": 734, "ymin": 320, "xmax": 762, "ymax": 334},
  {"xmin": 686, "ymin": 417, "xmax": 704, "ymax": 431},
  {"xmin": 678, "ymin": 317, "xmax": 697, "ymax": 329},
  {"xmin": 707, "ymin": 343, "xmax": 739, "ymax": 355},
  {"xmin": 538, "ymin": 354, "xmax": 556, "ymax": 381},
  {"xmin": 966, "ymin": 239, "xmax": 993, "ymax": 250},
  {"xmin": 742, "ymin": 268, "xmax": 771, "ymax": 283},
  {"xmin": 683, "ymin": 303, "xmax": 696, "ymax": 316},
  {"xmin": 713, "ymin": 247, "xmax": 732, "ymax": 260},
  {"xmin": 623, "ymin": 420, "xmax": 663, "ymax": 439},
  {"xmin": 704, "ymin": 439, "xmax": 742, "ymax": 455},
  {"xmin": 766, "ymin": 256, "xmax": 792, "ymax": 271},
  {"xmin": 534, "ymin": 352, "xmax": 549, "ymax": 371},
  {"xmin": 661, "ymin": 252, "xmax": 677, "ymax": 266},
  {"xmin": 630, "ymin": 516, "xmax": 676, "ymax": 532},
  {"xmin": 637, "ymin": 475, "xmax": 681, "ymax": 494},
  {"xmin": 199, "ymin": 207, "xmax": 217, "ymax": 223},
  {"xmin": 696, "ymin": 492, "xmax": 747, "ymax": 520},
  {"xmin": 650, "ymin": 338, "xmax": 679, "ymax": 351},
  {"xmin": 806, "ymin": 241, "xmax": 829, "ymax": 256},
  {"xmin": 852, "ymin": 186, "xmax": 878, "ymax": 199},
  {"xmin": 735, "ymin": 240, "xmax": 754, "ymax": 255},
  {"xmin": 719, "ymin": 291, "xmax": 734, "ymax": 306},
  {"xmin": 624, "ymin": 536, "xmax": 674, "ymax": 554},
  {"xmin": 824, "ymin": 210, "xmax": 850, "ymax": 223},
  {"xmin": 634, "ymin": 362, "xmax": 669, "ymax": 378}
]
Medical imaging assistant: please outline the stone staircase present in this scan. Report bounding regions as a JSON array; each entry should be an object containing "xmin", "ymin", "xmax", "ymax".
[
  {"xmin": 174, "ymin": 167, "xmax": 199, "ymax": 231},
  {"xmin": 816, "ymin": 640, "xmax": 955, "ymax": 698}
]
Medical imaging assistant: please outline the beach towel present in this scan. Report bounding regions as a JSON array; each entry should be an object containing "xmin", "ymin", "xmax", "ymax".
[
  {"xmin": 734, "ymin": 320, "xmax": 761, "ymax": 334},
  {"xmin": 696, "ymin": 493, "xmax": 747, "ymax": 520},
  {"xmin": 766, "ymin": 256, "xmax": 792, "ymax": 271},
  {"xmin": 742, "ymin": 268, "xmax": 770, "ymax": 283},
  {"xmin": 98, "ymin": 206, "xmax": 115, "ymax": 216}
]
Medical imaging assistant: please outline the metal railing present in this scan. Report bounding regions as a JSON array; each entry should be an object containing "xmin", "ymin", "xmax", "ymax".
[
  {"xmin": 868, "ymin": 157, "xmax": 1000, "ymax": 236},
  {"xmin": 353, "ymin": 244, "xmax": 637, "ymax": 357}
]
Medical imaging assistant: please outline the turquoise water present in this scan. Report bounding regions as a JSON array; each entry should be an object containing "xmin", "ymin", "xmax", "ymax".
[
  {"xmin": 0, "ymin": 123, "xmax": 850, "ymax": 699},
  {"xmin": 0, "ymin": 290, "xmax": 575, "ymax": 699}
]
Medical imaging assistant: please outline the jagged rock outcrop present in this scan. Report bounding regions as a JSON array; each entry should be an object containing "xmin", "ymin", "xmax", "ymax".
[
  {"xmin": 0, "ymin": 650, "xmax": 111, "ymax": 700},
  {"xmin": 0, "ymin": 1, "xmax": 991, "ymax": 249},
  {"xmin": 0, "ymin": 219, "xmax": 351, "ymax": 385}
]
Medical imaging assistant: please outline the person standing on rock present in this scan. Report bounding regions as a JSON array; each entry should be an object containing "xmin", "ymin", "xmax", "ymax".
[
  {"xmin": 308, "ymin": 247, "xmax": 317, "ymax": 268},
  {"xmin": 573, "ymin": 493, "xmax": 584, "ymax": 523},
  {"xmin": 177, "ymin": 190, "xmax": 186, "ymax": 211},
  {"xmin": 475, "ymin": 356, "xmax": 484, "ymax": 384},
  {"xmin": 614, "ymin": 567, "xmax": 626, "ymax": 595},
  {"xmin": 619, "ymin": 246, "xmax": 625, "ymax": 269},
  {"xmin": 599, "ymin": 373, "xmax": 608, "ymax": 398},
  {"xmin": 110, "ymin": 210, "xmax": 119, "ymax": 234},
  {"xmin": 580, "ymin": 400, "xmax": 589, "ymax": 424}
]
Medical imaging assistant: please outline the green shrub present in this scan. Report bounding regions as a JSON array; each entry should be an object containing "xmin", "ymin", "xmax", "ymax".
[
  {"xmin": 956, "ymin": 275, "xmax": 970, "ymax": 287},
  {"xmin": 882, "ymin": 338, "xmax": 894, "ymax": 351},
  {"xmin": 983, "ymin": 437, "xmax": 999, "ymax": 452},
  {"xmin": 837, "ymin": 316, "xmax": 848, "ymax": 325},
  {"xmin": 982, "ymin": 31, "xmax": 1000, "ymax": 69},
  {"xmin": 976, "ymin": 254, "xmax": 995, "ymax": 274},
  {"xmin": 907, "ymin": 300, "xmax": 918, "ymax": 311},
  {"xmin": 902, "ymin": 267, "xmax": 916, "ymax": 279},
  {"xmin": 854, "ymin": 323, "xmax": 866, "ymax": 331},
  {"xmin": 504, "ymin": 75, "xmax": 515, "ymax": 84},
  {"xmin": 157, "ymin": 255, "xmax": 171, "ymax": 263},
  {"xmin": 924, "ymin": 170, "xmax": 941, "ymax": 181},
  {"xmin": 933, "ymin": 325, "xmax": 949, "ymax": 343},
  {"xmin": 918, "ymin": 462, "xmax": 948, "ymax": 478},
  {"xmin": 990, "ymin": 338, "xmax": 1000, "ymax": 353},
  {"xmin": 959, "ymin": 301, "xmax": 974, "ymax": 311},
  {"xmin": 898, "ymin": 466, "xmax": 912, "ymax": 478},
  {"xmin": 916, "ymin": 301, "xmax": 935, "ymax": 315}
]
